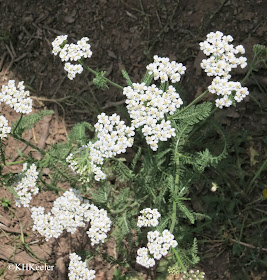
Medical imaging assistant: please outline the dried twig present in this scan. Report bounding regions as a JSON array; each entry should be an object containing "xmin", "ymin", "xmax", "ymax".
[
  {"xmin": 42, "ymin": 25, "xmax": 66, "ymax": 35},
  {"xmin": 5, "ymin": 43, "xmax": 15, "ymax": 60},
  {"xmin": 230, "ymin": 237, "xmax": 267, "ymax": 252},
  {"xmin": 0, "ymin": 52, "xmax": 7, "ymax": 72},
  {"xmin": 0, "ymin": 223, "xmax": 21, "ymax": 234}
]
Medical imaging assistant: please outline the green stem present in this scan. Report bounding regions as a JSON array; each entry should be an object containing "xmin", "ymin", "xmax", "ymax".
[
  {"xmin": 172, "ymin": 247, "xmax": 186, "ymax": 271},
  {"xmin": 0, "ymin": 139, "xmax": 6, "ymax": 165},
  {"xmin": 247, "ymin": 158, "xmax": 267, "ymax": 195},
  {"xmin": 168, "ymin": 90, "xmax": 209, "ymax": 120},
  {"xmin": 12, "ymin": 114, "xmax": 23, "ymax": 134},
  {"xmin": 79, "ymin": 60, "xmax": 124, "ymax": 90},
  {"xmin": 12, "ymin": 134, "xmax": 46, "ymax": 155},
  {"xmin": 0, "ymin": 160, "xmax": 27, "ymax": 167},
  {"xmin": 170, "ymin": 150, "xmax": 179, "ymax": 233},
  {"xmin": 241, "ymin": 55, "xmax": 257, "ymax": 86}
]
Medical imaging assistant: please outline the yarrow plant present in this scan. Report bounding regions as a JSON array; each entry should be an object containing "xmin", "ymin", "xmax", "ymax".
[
  {"xmin": 209, "ymin": 77, "xmax": 249, "ymax": 108},
  {"xmin": 200, "ymin": 31, "xmax": 247, "ymax": 78},
  {"xmin": 1, "ymin": 30, "xmax": 263, "ymax": 279}
]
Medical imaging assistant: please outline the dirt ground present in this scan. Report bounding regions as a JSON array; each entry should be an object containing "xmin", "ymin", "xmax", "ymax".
[{"xmin": 0, "ymin": 0, "xmax": 266, "ymax": 279}]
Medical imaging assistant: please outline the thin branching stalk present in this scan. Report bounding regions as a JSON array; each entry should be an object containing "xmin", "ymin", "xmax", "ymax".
[
  {"xmin": 0, "ymin": 160, "xmax": 27, "ymax": 167},
  {"xmin": 79, "ymin": 60, "xmax": 124, "ymax": 90},
  {"xmin": 170, "ymin": 138, "xmax": 180, "ymax": 233},
  {"xmin": 12, "ymin": 113, "xmax": 23, "ymax": 134},
  {"xmin": 0, "ymin": 139, "xmax": 6, "ymax": 165},
  {"xmin": 12, "ymin": 134, "xmax": 46, "ymax": 155},
  {"xmin": 172, "ymin": 247, "xmax": 186, "ymax": 271},
  {"xmin": 168, "ymin": 90, "xmax": 209, "ymax": 120}
]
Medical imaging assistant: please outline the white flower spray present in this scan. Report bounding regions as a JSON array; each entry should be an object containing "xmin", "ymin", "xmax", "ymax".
[
  {"xmin": 52, "ymin": 35, "xmax": 92, "ymax": 79},
  {"xmin": 200, "ymin": 31, "xmax": 249, "ymax": 109},
  {"xmin": 31, "ymin": 188, "xmax": 112, "ymax": 245}
]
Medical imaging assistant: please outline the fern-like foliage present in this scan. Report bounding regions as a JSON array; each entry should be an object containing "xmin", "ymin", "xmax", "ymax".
[
  {"xmin": 93, "ymin": 70, "xmax": 108, "ymax": 89},
  {"xmin": 131, "ymin": 147, "xmax": 142, "ymax": 171},
  {"xmin": 122, "ymin": 69, "xmax": 133, "ymax": 87},
  {"xmin": 172, "ymin": 102, "xmax": 212, "ymax": 123},
  {"xmin": 89, "ymin": 182, "xmax": 111, "ymax": 205},
  {"xmin": 110, "ymin": 158, "xmax": 135, "ymax": 181},
  {"xmin": 172, "ymin": 103, "xmax": 213, "ymax": 155},
  {"xmin": 193, "ymin": 147, "xmax": 227, "ymax": 172},
  {"xmin": 176, "ymin": 200, "xmax": 195, "ymax": 224},
  {"xmin": 141, "ymin": 70, "xmax": 154, "ymax": 86},
  {"xmin": 253, "ymin": 44, "xmax": 267, "ymax": 67},
  {"xmin": 177, "ymin": 239, "xmax": 200, "ymax": 270},
  {"xmin": 11, "ymin": 110, "xmax": 54, "ymax": 136},
  {"xmin": 68, "ymin": 121, "xmax": 94, "ymax": 145}
]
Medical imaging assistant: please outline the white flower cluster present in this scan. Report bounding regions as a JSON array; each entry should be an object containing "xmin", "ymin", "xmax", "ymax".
[
  {"xmin": 0, "ymin": 116, "xmax": 11, "ymax": 139},
  {"xmin": 31, "ymin": 206, "xmax": 63, "ymax": 240},
  {"xmin": 208, "ymin": 77, "xmax": 249, "ymax": 109},
  {"xmin": 136, "ymin": 247, "xmax": 155, "ymax": 268},
  {"xmin": 31, "ymin": 188, "xmax": 111, "ymax": 244},
  {"xmin": 200, "ymin": 31, "xmax": 247, "ymax": 79},
  {"xmin": 31, "ymin": 188, "xmax": 88, "ymax": 240},
  {"xmin": 67, "ymin": 113, "xmax": 135, "ymax": 181},
  {"xmin": 123, "ymin": 83, "xmax": 182, "ymax": 151},
  {"xmin": 0, "ymin": 80, "xmax": 32, "ymax": 114},
  {"xmin": 94, "ymin": 113, "xmax": 135, "ymax": 156},
  {"xmin": 64, "ymin": 63, "xmax": 83, "ymax": 80},
  {"xmin": 146, "ymin": 55, "xmax": 186, "ymax": 83},
  {"xmin": 137, "ymin": 208, "xmax": 161, "ymax": 228},
  {"xmin": 137, "ymin": 230, "xmax": 178, "ymax": 268},
  {"xmin": 200, "ymin": 31, "xmax": 249, "ymax": 109},
  {"xmin": 51, "ymin": 35, "xmax": 68, "ymax": 55},
  {"xmin": 68, "ymin": 253, "xmax": 95, "ymax": 280},
  {"xmin": 85, "ymin": 205, "xmax": 112, "ymax": 245},
  {"xmin": 52, "ymin": 35, "xmax": 92, "ymax": 80},
  {"xmin": 13, "ymin": 163, "xmax": 39, "ymax": 208}
]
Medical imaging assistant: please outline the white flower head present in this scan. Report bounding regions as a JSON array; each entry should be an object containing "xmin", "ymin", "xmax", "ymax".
[
  {"xmin": 31, "ymin": 188, "xmax": 111, "ymax": 244},
  {"xmin": 68, "ymin": 252, "xmax": 95, "ymax": 280},
  {"xmin": 137, "ymin": 208, "xmax": 161, "ymax": 228},
  {"xmin": 52, "ymin": 35, "xmax": 93, "ymax": 80},
  {"xmin": 200, "ymin": 31, "xmax": 247, "ymax": 78},
  {"xmin": 136, "ymin": 229, "xmax": 178, "ymax": 268},
  {"xmin": 147, "ymin": 56, "xmax": 186, "ymax": 83},
  {"xmin": 0, "ymin": 80, "xmax": 32, "ymax": 114},
  {"xmin": 13, "ymin": 163, "xmax": 39, "ymax": 208},
  {"xmin": 0, "ymin": 116, "xmax": 11, "ymax": 139},
  {"xmin": 123, "ymin": 83, "xmax": 182, "ymax": 151}
]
